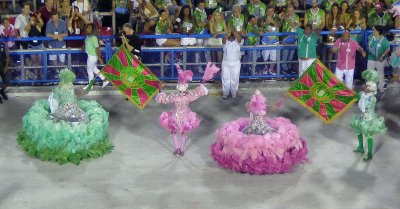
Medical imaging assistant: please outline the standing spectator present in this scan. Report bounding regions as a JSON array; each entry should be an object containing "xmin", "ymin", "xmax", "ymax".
[
  {"xmin": 121, "ymin": 23, "xmax": 142, "ymax": 57},
  {"xmin": 46, "ymin": 12, "xmax": 68, "ymax": 66},
  {"xmin": 193, "ymin": 0, "xmax": 210, "ymax": 72},
  {"xmin": 67, "ymin": 6, "xmax": 89, "ymax": 48},
  {"xmin": 36, "ymin": 0, "xmax": 56, "ymax": 35},
  {"xmin": 0, "ymin": 17, "xmax": 16, "ymax": 50},
  {"xmin": 114, "ymin": 0, "xmax": 131, "ymax": 31},
  {"xmin": 260, "ymin": 5, "xmax": 281, "ymax": 75},
  {"xmin": 346, "ymin": 10, "xmax": 366, "ymax": 42},
  {"xmin": 280, "ymin": 5, "xmax": 301, "ymax": 74},
  {"xmin": 296, "ymin": 25, "xmax": 320, "ymax": 76},
  {"xmin": 227, "ymin": 4, "xmax": 246, "ymax": 37},
  {"xmin": 178, "ymin": 5, "xmax": 196, "ymax": 46},
  {"xmin": 155, "ymin": 9, "xmax": 180, "ymax": 47},
  {"xmin": 331, "ymin": 30, "xmax": 366, "ymax": 89},
  {"xmin": 304, "ymin": 0, "xmax": 325, "ymax": 31},
  {"xmin": 208, "ymin": 10, "xmax": 227, "ymax": 63},
  {"xmin": 59, "ymin": 0, "xmax": 71, "ymax": 21},
  {"xmin": 221, "ymin": 31, "xmax": 242, "ymax": 99},
  {"xmin": 28, "ymin": 13, "xmax": 45, "ymax": 67},
  {"xmin": 138, "ymin": 0, "xmax": 159, "ymax": 33},
  {"xmin": 247, "ymin": 0, "xmax": 267, "ymax": 20},
  {"xmin": 0, "ymin": 40, "xmax": 9, "ymax": 103},
  {"xmin": 14, "ymin": 2, "xmax": 31, "ymax": 66},
  {"xmin": 83, "ymin": 23, "xmax": 109, "ymax": 89},
  {"xmin": 367, "ymin": 26, "xmax": 390, "ymax": 95},
  {"xmin": 367, "ymin": 2, "xmax": 394, "ymax": 28}
]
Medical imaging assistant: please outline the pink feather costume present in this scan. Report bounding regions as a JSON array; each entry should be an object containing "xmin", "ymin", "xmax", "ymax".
[
  {"xmin": 156, "ymin": 64, "xmax": 211, "ymax": 156},
  {"xmin": 210, "ymin": 90, "xmax": 308, "ymax": 174}
]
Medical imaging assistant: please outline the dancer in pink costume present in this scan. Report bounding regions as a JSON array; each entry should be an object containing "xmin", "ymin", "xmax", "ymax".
[
  {"xmin": 156, "ymin": 63, "xmax": 220, "ymax": 156},
  {"xmin": 210, "ymin": 90, "xmax": 308, "ymax": 174}
]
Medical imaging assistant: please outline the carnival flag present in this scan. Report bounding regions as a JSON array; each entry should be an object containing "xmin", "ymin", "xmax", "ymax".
[
  {"xmin": 100, "ymin": 47, "xmax": 161, "ymax": 109},
  {"xmin": 287, "ymin": 59, "xmax": 358, "ymax": 124}
]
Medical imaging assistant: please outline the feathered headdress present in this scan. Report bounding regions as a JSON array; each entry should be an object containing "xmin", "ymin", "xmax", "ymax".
[
  {"xmin": 176, "ymin": 64, "xmax": 193, "ymax": 84},
  {"xmin": 246, "ymin": 90, "xmax": 267, "ymax": 116}
]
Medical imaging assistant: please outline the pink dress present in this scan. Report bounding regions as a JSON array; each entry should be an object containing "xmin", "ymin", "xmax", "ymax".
[{"xmin": 156, "ymin": 85, "xmax": 208, "ymax": 134}]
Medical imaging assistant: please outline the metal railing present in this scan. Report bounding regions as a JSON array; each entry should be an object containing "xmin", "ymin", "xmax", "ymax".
[{"xmin": 0, "ymin": 29, "xmax": 399, "ymax": 85}]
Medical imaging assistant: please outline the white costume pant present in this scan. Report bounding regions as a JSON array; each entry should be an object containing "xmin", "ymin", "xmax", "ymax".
[
  {"xmin": 367, "ymin": 60, "xmax": 385, "ymax": 92},
  {"xmin": 222, "ymin": 60, "xmax": 241, "ymax": 97},
  {"xmin": 87, "ymin": 55, "xmax": 105, "ymax": 81},
  {"xmin": 335, "ymin": 68, "xmax": 355, "ymax": 89},
  {"xmin": 298, "ymin": 58, "xmax": 316, "ymax": 77}
]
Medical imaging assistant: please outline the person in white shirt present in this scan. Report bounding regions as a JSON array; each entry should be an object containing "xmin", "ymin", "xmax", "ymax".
[
  {"xmin": 221, "ymin": 30, "xmax": 242, "ymax": 99},
  {"xmin": 14, "ymin": 2, "xmax": 31, "ymax": 49}
]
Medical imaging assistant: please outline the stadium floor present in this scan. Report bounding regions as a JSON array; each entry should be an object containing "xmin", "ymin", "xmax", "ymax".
[{"xmin": 0, "ymin": 81, "xmax": 399, "ymax": 209}]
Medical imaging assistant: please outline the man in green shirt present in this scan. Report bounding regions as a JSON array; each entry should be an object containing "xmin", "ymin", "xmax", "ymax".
[
  {"xmin": 296, "ymin": 25, "xmax": 320, "ymax": 76},
  {"xmin": 247, "ymin": 0, "xmax": 267, "ymax": 20},
  {"xmin": 227, "ymin": 4, "xmax": 246, "ymax": 36},
  {"xmin": 193, "ymin": 0, "xmax": 211, "ymax": 72},
  {"xmin": 281, "ymin": 5, "xmax": 301, "ymax": 74},
  {"xmin": 367, "ymin": 26, "xmax": 391, "ymax": 94},
  {"xmin": 304, "ymin": 0, "xmax": 325, "ymax": 31}
]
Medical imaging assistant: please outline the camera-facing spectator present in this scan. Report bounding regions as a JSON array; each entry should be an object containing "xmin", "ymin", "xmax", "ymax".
[
  {"xmin": 155, "ymin": 9, "xmax": 180, "ymax": 47},
  {"xmin": 177, "ymin": 5, "xmax": 197, "ymax": 46},
  {"xmin": 0, "ymin": 17, "xmax": 16, "ymax": 50},
  {"xmin": 28, "ymin": 13, "xmax": 45, "ymax": 66},
  {"xmin": 304, "ymin": 0, "xmax": 325, "ymax": 31},
  {"xmin": 67, "ymin": 6, "xmax": 89, "ymax": 48},
  {"xmin": 46, "ymin": 12, "xmax": 68, "ymax": 66}
]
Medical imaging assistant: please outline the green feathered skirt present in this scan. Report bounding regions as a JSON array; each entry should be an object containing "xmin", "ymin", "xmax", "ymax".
[
  {"xmin": 17, "ymin": 99, "xmax": 113, "ymax": 165},
  {"xmin": 351, "ymin": 114, "xmax": 386, "ymax": 138}
]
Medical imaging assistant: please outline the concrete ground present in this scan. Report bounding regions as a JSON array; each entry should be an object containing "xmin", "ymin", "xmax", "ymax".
[{"xmin": 0, "ymin": 81, "xmax": 399, "ymax": 209}]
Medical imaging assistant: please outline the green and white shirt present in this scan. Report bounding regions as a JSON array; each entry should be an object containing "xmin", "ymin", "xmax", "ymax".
[
  {"xmin": 247, "ymin": 2, "xmax": 267, "ymax": 19},
  {"xmin": 246, "ymin": 23, "xmax": 260, "ymax": 46},
  {"xmin": 305, "ymin": 8, "xmax": 325, "ymax": 30},
  {"xmin": 193, "ymin": 7, "xmax": 207, "ymax": 34},
  {"xmin": 227, "ymin": 14, "xmax": 245, "ymax": 32},
  {"xmin": 85, "ymin": 35, "xmax": 99, "ymax": 56},
  {"xmin": 282, "ymin": 14, "xmax": 300, "ymax": 32},
  {"xmin": 368, "ymin": 35, "xmax": 390, "ymax": 61},
  {"xmin": 296, "ymin": 27, "xmax": 319, "ymax": 58}
]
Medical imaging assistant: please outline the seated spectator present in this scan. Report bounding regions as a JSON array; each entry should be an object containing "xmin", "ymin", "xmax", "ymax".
[
  {"xmin": 178, "ymin": 5, "xmax": 196, "ymax": 46},
  {"xmin": 46, "ymin": 12, "xmax": 68, "ymax": 66},
  {"xmin": 304, "ymin": 0, "xmax": 325, "ymax": 31},
  {"xmin": 121, "ymin": 23, "xmax": 142, "ymax": 57},
  {"xmin": 138, "ymin": 0, "xmax": 160, "ymax": 33},
  {"xmin": 59, "ymin": 0, "xmax": 71, "ymax": 21},
  {"xmin": 155, "ymin": 0, "xmax": 180, "ymax": 17},
  {"xmin": 155, "ymin": 9, "xmax": 180, "ymax": 47},
  {"xmin": 260, "ymin": 4, "xmax": 281, "ymax": 75},
  {"xmin": 28, "ymin": 14, "xmax": 45, "ymax": 67},
  {"xmin": 346, "ymin": 10, "xmax": 366, "ymax": 42},
  {"xmin": 367, "ymin": 2, "xmax": 394, "ymax": 28},
  {"xmin": 0, "ymin": 17, "xmax": 16, "ymax": 50},
  {"xmin": 67, "ymin": 6, "xmax": 89, "ymax": 48},
  {"xmin": 325, "ymin": 3, "xmax": 341, "ymax": 39},
  {"xmin": 208, "ymin": 9, "xmax": 227, "ymax": 63}
]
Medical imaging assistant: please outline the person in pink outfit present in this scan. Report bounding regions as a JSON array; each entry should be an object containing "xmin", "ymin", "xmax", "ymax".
[
  {"xmin": 210, "ymin": 90, "xmax": 308, "ymax": 175},
  {"xmin": 331, "ymin": 30, "xmax": 366, "ymax": 89},
  {"xmin": 156, "ymin": 64, "xmax": 214, "ymax": 156}
]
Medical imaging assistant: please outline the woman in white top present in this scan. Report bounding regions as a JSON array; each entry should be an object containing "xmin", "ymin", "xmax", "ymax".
[{"xmin": 221, "ymin": 31, "xmax": 242, "ymax": 99}]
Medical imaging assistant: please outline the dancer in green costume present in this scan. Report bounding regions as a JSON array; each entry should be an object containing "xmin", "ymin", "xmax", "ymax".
[
  {"xmin": 17, "ymin": 68, "xmax": 112, "ymax": 165},
  {"xmin": 351, "ymin": 69, "xmax": 386, "ymax": 161}
]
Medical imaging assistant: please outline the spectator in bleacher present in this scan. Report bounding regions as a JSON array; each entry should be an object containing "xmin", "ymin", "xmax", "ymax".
[
  {"xmin": 46, "ymin": 12, "xmax": 68, "ymax": 66},
  {"xmin": 67, "ymin": 6, "xmax": 89, "ymax": 48},
  {"xmin": 303, "ymin": 0, "xmax": 323, "ymax": 9},
  {"xmin": 36, "ymin": 0, "xmax": 56, "ymax": 35},
  {"xmin": 304, "ymin": 0, "xmax": 325, "ymax": 31},
  {"xmin": 280, "ymin": 5, "xmax": 301, "ymax": 74},
  {"xmin": 59, "ymin": 0, "xmax": 71, "ymax": 21},
  {"xmin": 0, "ymin": 17, "xmax": 16, "ymax": 50},
  {"xmin": 346, "ymin": 10, "xmax": 366, "ymax": 42},
  {"xmin": 15, "ymin": 2, "xmax": 31, "ymax": 50},
  {"xmin": 245, "ymin": 15, "xmax": 262, "ymax": 74},
  {"xmin": 193, "ymin": 0, "xmax": 210, "ymax": 72},
  {"xmin": 325, "ymin": 3, "xmax": 340, "ymax": 41},
  {"xmin": 178, "ymin": 5, "xmax": 197, "ymax": 46},
  {"xmin": 367, "ymin": 25, "xmax": 390, "ymax": 95},
  {"xmin": 138, "ymin": 0, "xmax": 159, "ymax": 33},
  {"xmin": 247, "ymin": 0, "xmax": 267, "ymax": 20},
  {"xmin": 204, "ymin": 0, "xmax": 220, "ymax": 15},
  {"xmin": 121, "ymin": 23, "xmax": 142, "ymax": 57},
  {"xmin": 260, "ymin": 5, "xmax": 281, "ymax": 75},
  {"xmin": 339, "ymin": 1, "xmax": 351, "ymax": 26},
  {"xmin": 155, "ymin": 9, "xmax": 181, "ymax": 46},
  {"xmin": 114, "ymin": 0, "xmax": 131, "ymax": 31},
  {"xmin": 296, "ymin": 24, "xmax": 320, "ymax": 76},
  {"xmin": 28, "ymin": 13, "xmax": 44, "ymax": 67},
  {"xmin": 0, "ymin": 40, "xmax": 9, "ymax": 103},
  {"xmin": 367, "ymin": 2, "xmax": 394, "ymax": 28},
  {"xmin": 83, "ymin": 23, "xmax": 109, "ymax": 89},
  {"xmin": 208, "ymin": 9, "xmax": 227, "ymax": 63},
  {"xmin": 227, "ymin": 4, "xmax": 246, "ymax": 37},
  {"xmin": 330, "ymin": 30, "xmax": 366, "ymax": 89},
  {"xmin": 321, "ymin": 0, "xmax": 339, "ymax": 12}
]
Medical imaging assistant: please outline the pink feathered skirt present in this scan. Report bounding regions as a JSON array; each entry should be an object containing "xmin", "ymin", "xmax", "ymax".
[
  {"xmin": 159, "ymin": 111, "xmax": 201, "ymax": 134},
  {"xmin": 210, "ymin": 117, "xmax": 308, "ymax": 175}
]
